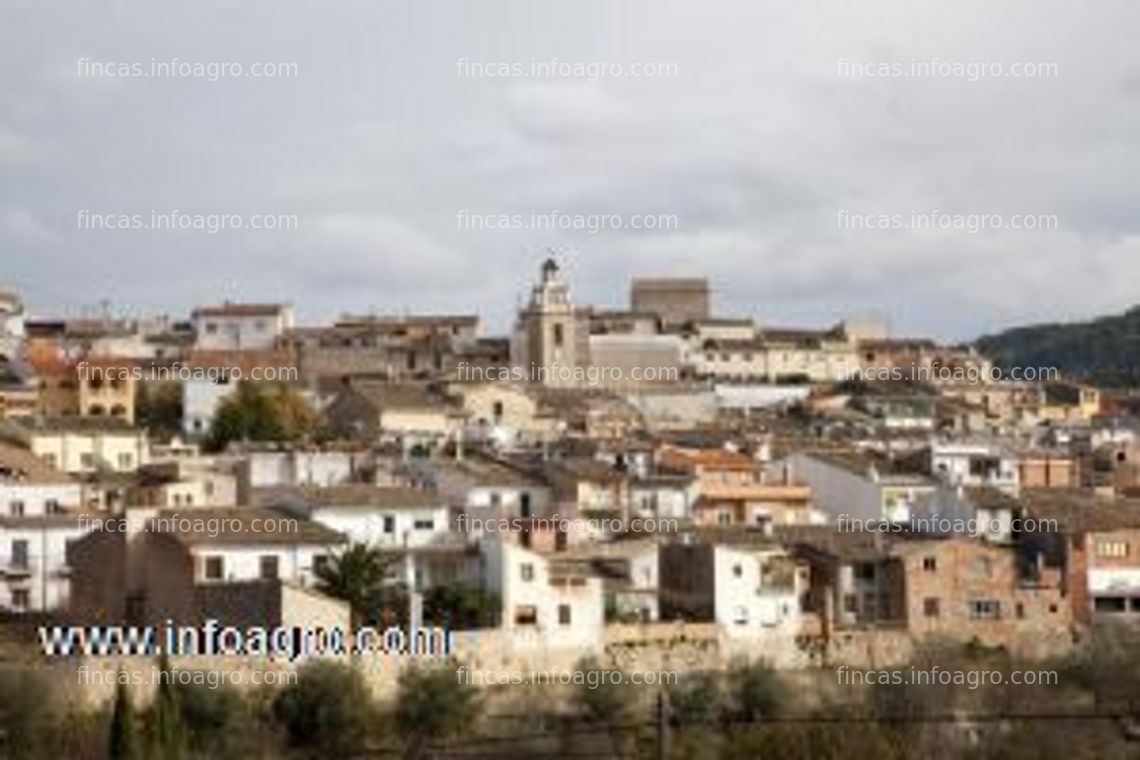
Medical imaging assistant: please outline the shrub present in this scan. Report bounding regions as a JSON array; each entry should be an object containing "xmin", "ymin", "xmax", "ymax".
[
  {"xmin": 394, "ymin": 664, "xmax": 481, "ymax": 756},
  {"xmin": 273, "ymin": 661, "xmax": 372, "ymax": 757}
]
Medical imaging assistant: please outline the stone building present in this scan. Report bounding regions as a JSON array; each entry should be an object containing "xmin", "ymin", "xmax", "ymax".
[
  {"xmin": 630, "ymin": 277, "xmax": 710, "ymax": 328},
  {"xmin": 512, "ymin": 259, "xmax": 590, "ymax": 388}
]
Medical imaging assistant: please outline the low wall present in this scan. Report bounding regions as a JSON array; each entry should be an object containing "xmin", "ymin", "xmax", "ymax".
[{"xmin": 56, "ymin": 619, "xmax": 1077, "ymax": 706}]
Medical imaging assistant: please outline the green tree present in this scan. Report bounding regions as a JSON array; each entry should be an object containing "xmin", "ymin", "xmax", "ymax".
[
  {"xmin": 109, "ymin": 678, "xmax": 140, "ymax": 760},
  {"xmin": 668, "ymin": 670, "xmax": 722, "ymax": 726},
  {"xmin": 725, "ymin": 658, "xmax": 786, "ymax": 723},
  {"xmin": 315, "ymin": 542, "xmax": 399, "ymax": 629},
  {"xmin": 207, "ymin": 381, "xmax": 316, "ymax": 452},
  {"xmin": 570, "ymin": 657, "xmax": 638, "ymax": 724},
  {"xmin": 173, "ymin": 677, "xmax": 264, "ymax": 756},
  {"xmin": 273, "ymin": 661, "xmax": 372, "ymax": 757},
  {"xmin": 394, "ymin": 664, "xmax": 481, "ymax": 758},
  {"xmin": 134, "ymin": 381, "xmax": 183, "ymax": 437},
  {"xmin": 421, "ymin": 583, "xmax": 500, "ymax": 629}
]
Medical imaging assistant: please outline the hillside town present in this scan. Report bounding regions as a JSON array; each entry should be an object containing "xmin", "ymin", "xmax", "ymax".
[{"xmin": 1, "ymin": 261, "xmax": 1139, "ymax": 754}]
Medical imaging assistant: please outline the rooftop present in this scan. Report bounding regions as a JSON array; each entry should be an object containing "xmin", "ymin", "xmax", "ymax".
[
  {"xmin": 148, "ymin": 507, "xmax": 346, "ymax": 546},
  {"xmin": 0, "ymin": 441, "xmax": 73, "ymax": 485},
  {"xmin": 192, "ymin": 303, "xmax": 289, "ymax": 319},
  {"xmin": 297, "ymin": 484, "xmax": 442, "ymax": 509}
]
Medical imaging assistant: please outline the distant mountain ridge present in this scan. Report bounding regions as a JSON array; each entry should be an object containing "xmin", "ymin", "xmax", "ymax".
[{"xmin": 975, "ymin": 306, "xmax": 1140, "ymax": 388}]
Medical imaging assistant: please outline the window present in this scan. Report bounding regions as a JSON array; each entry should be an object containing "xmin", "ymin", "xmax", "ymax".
[
  {"xmin": 117, "ymin": 453, "xmax": 133, "ymax": 470},
  {"xmin": 922, "ymin": 557, "xmax": 937, "ymax": 572},
  {"xmin": 1096, "ymin": 541, "xmax": 1129, "ymax": 558},
  {"xmin": 45, "ymin": 499, "xmax": 60, "ymax": 514},
  {"xmin": 1094, "ymin": 596, "xmax": 1127, "ymax": 613},
  {"xmin": 520, "ymin": 563, "xmax": 535, "ymax": 582},
  {"xmin": 205, "ymin": 322, "xmax": 218, "ymax": 334},
  {"xmin": 734, "ymin": 606, "xmax": 749, "ymax": 625},
  {"xmin": 492, "ymin": 401, "xmax": 504, "ymax": 421},
  {"xmin": 969, "ymin": 600, "xmax": 1001, "ymax": 620},
  {"xmin": 923, "ymin": 598, "xmax": 940, "ymax": 617},
  {"xmin": 490, "ymin": 492, "xmax": 502, "ymax": 508},
  {"xmin": 11, "ymin": 589, "xmax": 29, "ymax": 610},
  {"xmin": 1015, "ymin": 602, "xmax": 1025, "ymax": 619},
  {"xmin": 80, "ymin": 453, "xmax": 95, "ymax": 469},
  {"xmin": 717, "ymin": 510, "xmax": 732, "ymax": 526},
  {"xmin": 259, "ymin": 555, "xmax": 279, "ymax": 580},
  {"xmin": 9, "ymin": 501, "xmax": 24, "ymax": 517},
  {"xmin": 520, "ymin": 492, "xmax": 532, "ymax": 518},
  {"xmin": 204, "ymin": 556, "xmax": 225, "ymax": 580},
  {"xmin": 732, "ymin": 564, "xmax": 743, "ymax": 579},
  {"xmin": 413, "ymin": 519, "xmax": 435, "ymax": 531},
  {"xmin": 972, "ymin": 557, "xmax": 993, "ymax": 579},
  {"xmin": 41, "ymin": 454, "xmax": 57, "ymax": 468},
  {"xmin": 558, "ymin": 604, "xmax": 572, "ymax": 625},
  {"xmin": 553, "ymin": 324, "xmax": 564, "ymax": 347},
  {"xmin": 10, "ymin": 540, "xmax": 28, "ymax": 569},
  {"xmin": 514, "ymin": 605, "xmax": 538, "ymax": 625},
  {"xmin": 383, "ymin": 516, "xmax": 396, "ymax": 533},
  {"xmin": 313, "ymin": 555, "xmax": 330, "ymax": 576},
  {"xmin": 855, "ymin": 563, "xmax": 876, "ymax": 581}
]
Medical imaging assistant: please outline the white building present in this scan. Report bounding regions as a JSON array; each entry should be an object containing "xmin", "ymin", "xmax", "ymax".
[
  {"xmin": 192, "ymin": 303, "xmax": 294, "ymax": 352},
  {"xmin": 289, "ymin": 485, "xmax": 451, "ymax": 550},
  {"xmin": 713, "ymin": 544, "xmax": 804, "ymax": 639},
  {"xmin": 20, "ymin": 419, "xmax": 150, "ymax": 475},
  {"xmin": 131, "ymin": 460, "xmax": 239, "ymax": 510},
  {"xmin": 242, "ymin": 449, "xmax": 362, "ymax": 490},
  {"xmin": 630, "ymin": 475, "xmax": 696, "ymax": 522},
  {"xmin": 145, "ymin": 506, "xmax": 346, "ymax": 586},
  {"xmin": 778, "ymin": 451, "xmax": 937, "ymax": 525},
  {"xmin": 182, "ymin": 373, "xmax": 238, "ymax": 437},
  {"xmin": 0, "ymin": 442, "xmax": 89, "ymax": 612},
  {"xmin": 929, "ymin": 441, "xmax": 1019, "ymax": 495},
  {"xmin": 434, "ymin": 458, "xmax": 554, "ymax": 527},
  {"xmin": 0, "ymin": 288, "xmax": 26, "ymax": 359},
  {"xmin": 0, "ymin": 513, "xmax": 92, "ymax": 612},
  {"xmin": 0, "ymin": 441, "xmax": 83, "ymax": 516},
  {"xmin": 565, "ymin": 539, "xmax": 661, "ymax": 622},
  {"xmin": 480, "ymin": 538, "xmax": 604, "ymax": 651}
]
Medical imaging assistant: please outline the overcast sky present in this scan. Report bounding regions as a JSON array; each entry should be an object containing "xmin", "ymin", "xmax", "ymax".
[{"xmin": 2, "ymin": 0, "xmax": 1138, "ymax": 340}]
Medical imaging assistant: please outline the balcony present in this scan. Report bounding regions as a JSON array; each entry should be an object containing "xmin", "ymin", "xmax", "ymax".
[{"xmin": 1, "ymin": 563, "xmax": 32, "ymax": 579}]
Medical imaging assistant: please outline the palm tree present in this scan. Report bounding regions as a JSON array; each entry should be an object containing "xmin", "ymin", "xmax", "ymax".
[{"xmin": 315, "ymin": 543, "xmax": 398, "ymax": 630}]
